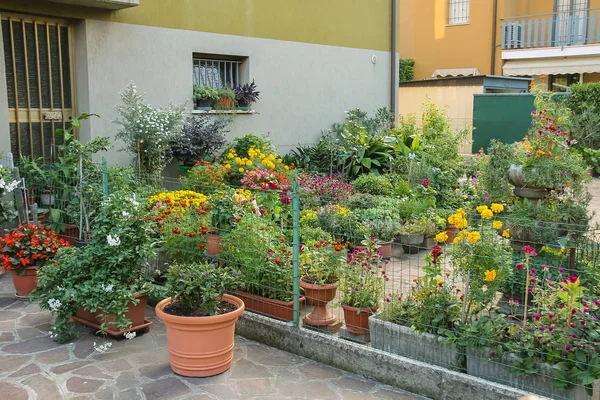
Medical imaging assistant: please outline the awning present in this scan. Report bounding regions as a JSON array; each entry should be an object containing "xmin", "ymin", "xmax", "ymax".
[
  {"xmin": 503, "ymin": 56, "xmax": 600, "ymax": 76},
  {"xmin": 432, "ymin": 68, "xmax": 480, "ymax": 78}
]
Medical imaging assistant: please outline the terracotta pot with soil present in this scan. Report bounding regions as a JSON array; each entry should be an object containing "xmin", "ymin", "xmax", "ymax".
[
  {"xmin": 11, "ymin": 267, "xmax": 38, "ymax": 298},
  {"xmin": 342, "ymin": 304, "xmax": 376, "ymax": 335},
  {"xmin": 155, "ymin": 294, "xmax": 245, "ymax": 377},
  {"xmin": 300, "ymin": 277, "xmax": 338, "ymax": 326}
]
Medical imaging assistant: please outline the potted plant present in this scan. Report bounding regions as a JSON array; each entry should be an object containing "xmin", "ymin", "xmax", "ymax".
[
  {"xmin": 1, "ymin": 224, "xmax": 69, "ymax": 297},
  {"xmin": 215, "ymin": 87, "xmax": 236, "ymax": 110},
  {"xmin": 339, "ymin": 236, "xmax": 387, "ymax": 336},
  {"xmin": 234, "ymin": 80, "xmax": 260, "ymax": 111},
  {"xmin": 170, "ymin": 116, "xmax": 230, "ymax": 170},
  {"xmin": 363, "ymin": 219, "xmax": 400, "ymax": 259},
  {"xmin": 32, "ymin": 191, "xmax": 156, "ymax": 343},
  {"xmin": 299, "ymin": 239, "xmax": 345, "ymax": 327},
  {"xmin": 155, "ymin": 262, "xmax": 244, "ymax": 377},
  {"xmin": 398, "ymin": 215, "xmax": 429, "ymax": 254},
  {"xmin": 193, "ymin": 85, "xmax": 218, "ymax": 110},
  {"xmin": 220, "ymin": 213, "xmax": 304, "ymax": 321}
]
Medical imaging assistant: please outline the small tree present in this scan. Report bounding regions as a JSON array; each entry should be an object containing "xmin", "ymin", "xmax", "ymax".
[{"xmin": 399, "ymin": 58, "xmax": 415, "ymax": 82}]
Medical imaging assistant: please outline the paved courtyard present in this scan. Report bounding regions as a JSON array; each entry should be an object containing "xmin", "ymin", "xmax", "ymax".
[{"xmin": 0, "ymin": 273, "xmax": 424, "ymax": 400}]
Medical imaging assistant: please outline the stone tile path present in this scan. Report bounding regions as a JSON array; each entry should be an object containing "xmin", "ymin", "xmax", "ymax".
[{"xmin": 0, "ymin": 273, "xmax": 425, "ymax": 400}]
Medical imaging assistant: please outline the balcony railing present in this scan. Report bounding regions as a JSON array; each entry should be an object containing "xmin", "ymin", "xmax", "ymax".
[{"xmin": 501, "ymin": 9, "xmax": 600, "ymax": 50}]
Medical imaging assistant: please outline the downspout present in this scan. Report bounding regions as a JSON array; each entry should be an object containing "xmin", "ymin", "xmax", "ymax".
[
  {"xmin": 391, "ymin": 0, "xmax": 397, "ymax": 118},
  {"xmin": 490, "ymin": 0, "xmax": 498, "ymax": 75}
]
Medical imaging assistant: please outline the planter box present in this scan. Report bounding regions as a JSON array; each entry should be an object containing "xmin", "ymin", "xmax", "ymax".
[
  {"xmin": 72, "ymin": 293, "xmax": 152, "ymax": 337},
  {"xmin": 369, "ymin": 313, "xmax": 461, "ymax": 370},
  {"xmin": 235, "ymin": 290, "xmax": 305, "ymax": 322},
  {"xmin": 466, "ymin": 349, "xmax": 596, "ymax": 400}
]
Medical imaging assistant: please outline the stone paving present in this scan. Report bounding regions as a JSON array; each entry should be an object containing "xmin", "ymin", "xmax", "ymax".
[{"xmin": 0, "ymin": 273, "xmax": 425, "ymax": 400}]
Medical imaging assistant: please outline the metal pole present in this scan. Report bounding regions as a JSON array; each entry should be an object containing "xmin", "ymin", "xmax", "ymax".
[
  {"xmin": 292, "ymin": 180, "xmax": 300, "ymax": 328},
  {"xmin": 101, "ymin": 157, "xmax": 108, "ymax": 201},
  {"xmin": 390, "ymin": 0, "xmax": 398, "ymax": 121},
  {"xmin": 460, "ymin": 271, "xmax": 470, "ymax": 324},
  {"xmin": 79, "ymin": 156, "xmax": 83, "ymax": 241}
]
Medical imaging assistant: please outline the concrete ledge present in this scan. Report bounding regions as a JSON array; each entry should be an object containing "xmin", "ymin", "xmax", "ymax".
[
  {"xmin": 46, "ymin": 0, "xmax": 139, "ymax": 10},
  {"xmin": 236, "ymin": 312, "xmax": 540, "ymax": 400}
]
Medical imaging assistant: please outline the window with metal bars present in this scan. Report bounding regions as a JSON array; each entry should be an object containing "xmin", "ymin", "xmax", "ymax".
[
  {"xmin": 448, "ymin": 0, "xmax": 470, "ymax": 25},
  {"xmin": 193, "ymin": 57, "xmax": 244, "ymax": 89}
]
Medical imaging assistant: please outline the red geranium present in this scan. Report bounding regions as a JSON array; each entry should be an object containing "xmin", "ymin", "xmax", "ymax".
[{"xmin": 1, "ymin": 224, "xmax": 68, "ymax": 275}]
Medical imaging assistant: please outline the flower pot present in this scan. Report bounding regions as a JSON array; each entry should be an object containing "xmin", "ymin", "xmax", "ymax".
[
  {"xmin": 11, "ymin": 267, "xmax": 38, "ymax": 298},
  {"xmin": 508, "ymin": 164, "xmax": 548, "ymax": 201},
  {"xmin": 342, "ymin": 304, "xmax": 375, "ymax": 335},
  {"xmin": 378, "ymin": 241, "xmax": 393, "ymax": 259},
  {"xmin": 155, "ymin": 294, "xmax": 245, "ymax": 377},
  {"xmin": 399, "ymin": 234, "xmax": 424, "ymax": 254},
  {"xmin": 236, "ymin": 106, "xmax": 250, "ymax": 111},
  {"xmin": 207, "ymin": 233, "xmax": 222, "ymax": 257},
  {"xmin": 218, "ymin": 96, "xmax": 233, "ymax": 109},
  {"xmin": 369, "ymin": 312, "xmax": 461, "ymax": 369},
  {"xmin": 445, "ymin": 224, "xmax": 459, "ymax": 244},
  {"xmin": 300, "ymin": 278, "xmax": 338, "ymax": 327},
  {"xmin": 195, "ymin": 98, "xmax": 213, "ymax": 110},
  {"xmin": 235, "ymin": 290, "xmax": 305, "ymax": 321},
  {"xmin": 71, "ymin": 293, "xmax": 153, "ymax": 337}
]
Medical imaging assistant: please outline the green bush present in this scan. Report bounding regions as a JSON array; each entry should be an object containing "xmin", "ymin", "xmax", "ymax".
[
  {"xmin": 353, "ymin": 174, "xmax": 393, "ymax": 195},
  {"xmin": 399, "ymin": 58, "xmax": 415, "ymax": 82},
  {"xmin": 566, "ymin": 83, "xmax": 600, "ymax": 149}
]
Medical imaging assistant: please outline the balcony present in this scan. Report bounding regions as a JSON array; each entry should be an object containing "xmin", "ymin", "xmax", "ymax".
[{"xmin": 46, "ymin": 0, "xmax": 139, "ymax": 9}]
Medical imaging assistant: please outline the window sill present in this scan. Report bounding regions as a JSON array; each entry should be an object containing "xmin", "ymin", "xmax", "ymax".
[
  {"xmin": 191, "ymin": 109, "xmax": 258, "ymax": 115},
  {"xmin": 446, "ymin": 22, "xmax": 470, "ymax": 27}
]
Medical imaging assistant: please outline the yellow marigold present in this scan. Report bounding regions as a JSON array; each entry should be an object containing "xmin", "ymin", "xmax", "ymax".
[
  {"xmin": 480, "ymin": 209, "xmax": 493, "ymax": 220},
  {"xmin": 227, "ymin": 153, "xmax": 234, "ymax": 159},
  {"xmin": 238, "ymin": 167, "xmax": 244, "ymax": 173},
  {"xmin": 246, "ymin": 160, "xmax": 252, "ymax": 167},
  {"xmin": 435, "ymin": 232, "xmax": 448, "ymax": 243},
  {"xmin": 454, "ymin": 218, "xmax": 468, "ymax": 229},
  {"xmin": 490, "ymin": 203, "xmax": 504, "ymax": 214},
  {"xmin": 336, "ymin": 206, "xmax": 351, "ymax": 216},
  {"xmin": 453, "ymin": 236, "xmax": 463, "ymax": 245},
  {"xmin": 455, "ymin": 208, "xmax": 466, "ymax": 217},
  {"xmin": 484, "ymin": 269, "xmax": 497, "ymax": 282},
  {"xmin": 476, "ymin": 205, "xmax": 489, "ymax": 213},
  {"xmin": 284, "ymin": 165, "xmax": 290, "ymax": 170},
  {"xmin": 492, "ymin": 220, "xmax": 503, "ymax": 230},
  {"xmin": 277, "ymin": 158, "xmax": 283, "ymax": 163},
  {"xmin": 466, "ymin": 231, "xmax": 481, "ymax": 244},
  {"xmin": 225, "ymin": 164, "xmax": 231, "ymax": 169},
  {"xmin": 235, "ymin": 157, "xmax": 242, "ymax": 164},
  {"xmin": 502, "ymin": 229, "xmax": 510, "ymax": 238}
]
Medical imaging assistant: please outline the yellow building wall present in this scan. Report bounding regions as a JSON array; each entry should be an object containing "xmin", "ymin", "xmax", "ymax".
[{"xmin": 0, "ymin": 0, "xmax": 392, "ymax": 51}]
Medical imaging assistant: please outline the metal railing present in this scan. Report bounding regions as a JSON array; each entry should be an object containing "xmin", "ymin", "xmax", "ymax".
[
  {"xmin": 193, "ymin": 58, "xmax": 242, "ymax": 89},
  {"xmin": 501, "ymin": 9, "xmax": 600, "ymax": 49}
]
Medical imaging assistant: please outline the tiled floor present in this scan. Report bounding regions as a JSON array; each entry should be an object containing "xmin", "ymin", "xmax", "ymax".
[{"xmin": 0, "ymin": 273, "xmax": 425, "ymax": 400}]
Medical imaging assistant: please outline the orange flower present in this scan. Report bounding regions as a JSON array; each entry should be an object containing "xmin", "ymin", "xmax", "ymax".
[{"xmin": 199, "ymin": 243, "xmax": 205, "ymax": 249}]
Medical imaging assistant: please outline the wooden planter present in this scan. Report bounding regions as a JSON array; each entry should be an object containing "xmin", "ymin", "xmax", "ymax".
[
  {"xmin": 71, "ymin": 293, "xmax": 152, "ymax": 337},
  {"xmin": 235, "ymin": 290, "xmax": 304, "ymax": 322}
]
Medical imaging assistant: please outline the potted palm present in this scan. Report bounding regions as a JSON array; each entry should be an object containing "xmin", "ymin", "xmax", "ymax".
[
  {"xmin": 339, "ymin": 236, "xmax": 387, "ymax": 336},
  {"xmin": 193, "ymin": 85, "xmax": 218, "ymax": 110},
  {"xmin": 155, "ymin": 262, "xmax": 244, "ymax": 377},
  {"xmin": 234, "ymin": 81, "xmax": 260, "ymax": 111},
  {"xmin": 299, "ymin": 239, "xmax": 345, "ymax": 327}
]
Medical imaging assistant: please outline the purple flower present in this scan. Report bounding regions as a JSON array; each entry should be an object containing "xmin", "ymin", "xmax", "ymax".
[
  {"xmin": 532, "ymin": 314, "xmax": 541, "ymax": 321},
  {"xmin": 549, "ymin": 325, "xmax": 554, "ymax": 332},
  {"xmin": 539, "ymin": 326, "xmax": 545, "ymax": 331},
  {"xmin": 542, "ymin": 265, "xmax": 550, "ymax": 271},
  {"xmin": 573, "ymin": 333, "xmax": 578, "ymax": 339},
  {"xmin": 530, "ymin": 267, "xmax": 536, "ymax": 273},
  {"xmin": 548, "ymin": 313, "xmax": 555, "ymax": 319},
  {"xmin": 566, "ymin": 345, "xmax": 572, "ymax": 351},
  {"xmin": 559, "ymin": 268, "xmax": 565, "ymax": 273},
  {"xmin": 180, "ymin": 273, "xmax": 186, "ymax": 279}
]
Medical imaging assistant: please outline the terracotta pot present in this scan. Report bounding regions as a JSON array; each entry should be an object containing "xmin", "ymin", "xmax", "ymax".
[
  {"xmin": 155, "ymin": 294, "xmax": 245, "ymax": 377},
  {"xmin": 11, "ymin": 267, "xmax": 38, "ymax": 297},
  {"xmin": 235, "ymin": 290, "xmax": 305, "ymax": 321},
  {"xmin": 445, "ymin": 224, "xmax": 459, "ymax": 244},
  {"xmin": 378, "ymin": 241, "xmax": 392, "ymax": 259},
  {"xmin": 72, "ymin": 293, "xmax": 152, "ymax": 336},
  {"xmin": 300, "ymin": 278, "xmax": 338, "ymax": 326},
  {"xmin": 342, "ymin": 304, "xmax": 375, "ymax": 335},
  {"xmin": 207, "ymin": 233, "xmax": 222, "ymax": 257},
  {"xmin": 219, "ymin": 96, "xmax": 233, "ymax": 109}
]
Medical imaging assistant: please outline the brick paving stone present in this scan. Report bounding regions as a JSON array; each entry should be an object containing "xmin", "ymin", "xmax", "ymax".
[
  {"xmin": 0, "ymin": 331, "xmax": 14, "ymax": 341},
  {"xmin": 140, "ymin": 376, "xmax": 191, "ymax": 400},
  {"xmin": 0, "ymin": 381, "xmax": 28, "ymax": 400},
  {"xmin": 229, "ymin": 358, "xmax": 273, "ymax": 380},
  {"xmin": 35, "ymin": 347, "xmax": 71, "ymax": 364},
  {"xmin": 9, "ymin": 363, "xmax": 41, "ymax": 377},
  {"xmin": 94, "ymin": 385, "xmax": 116, "ymax": 400},
  {"xmin": 18, "ymin": 312, "xmax": 53, "ymax": 326},
  {"xmin": 139, "ymin": 362, "xmax": 173, "ymax": 379},
  {"xmin": 72, "ymin": 365, "xmax": 113, "ymax": 380},
  {"xmin": 0, "ymin": 297, "xmax": 18, "ymax": 308},
  {"xmin": 66, "ymin": 376, "xmax": 105, "ymax": 393}
]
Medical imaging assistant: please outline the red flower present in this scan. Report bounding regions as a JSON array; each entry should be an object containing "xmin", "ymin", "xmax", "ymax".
[
  {"xmin": 522, "ymin": 246, "xmax": 537, "ymax": 257},
  {"xmin": 515, "ymin": 263, "xmax": 524, "ymax": 271},
  {"xmin": 569, "ymin": 275, "xmax": 578, "ymax": 283},
  {"xmin": 20, "ymin": 257, "xmax": 30, "ymax": 266},
  {"xmin": 422, "ymin": 178, "xmax": 430, "ymax": 188}
]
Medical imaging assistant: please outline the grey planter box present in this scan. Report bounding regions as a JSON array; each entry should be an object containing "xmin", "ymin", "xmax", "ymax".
[
  {"xmin": 369, "ymin": 312, "xmax": 461, "ymax": 370},
  {"xmin": 466, "ymin": 348, "xmax": 598, "ymax": 400}
]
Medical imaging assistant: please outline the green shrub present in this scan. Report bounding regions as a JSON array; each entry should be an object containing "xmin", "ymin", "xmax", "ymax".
[
  {"xmin": 566, "ymin": 83, "xmax": 600, "ymax": 149},
  {"xmin": 399, "ymin": 58, "xmax": 415, "ymax": 82},
  {"xmin": 222, "ymin": 134, "xmax": 274, "ymax": 159},
  {"xmin": 353, "ymin": 174, "xmax": 393, "ymax": 195}
]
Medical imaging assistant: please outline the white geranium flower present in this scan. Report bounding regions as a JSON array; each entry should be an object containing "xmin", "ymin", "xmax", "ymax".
[
  {"xmin": 93, "ymin": 341, "xmax": 113, "ymax": 353},
  {"xmin": 121, "ymin": 211, "xmax": 130, "ymax": 217},
  {"xmin": 107, "ymin": 234, "xmax": 121, "ymax": 247},
  {"xmin": 101, "ymin": 284, "xmax": 114, "ymax": 293},
  {"xmin": 124, "ymin": 332, "xmax": 136, "ymax": 340},
  {"xmin": 47, "ymin": 298, "xmax": 62, "ymax": 312}
]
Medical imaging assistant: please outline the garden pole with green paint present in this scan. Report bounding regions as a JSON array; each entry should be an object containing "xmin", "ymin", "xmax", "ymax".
[{"xmin": 292, "ymin": 180, "xmax": 300, "ymax": 328}]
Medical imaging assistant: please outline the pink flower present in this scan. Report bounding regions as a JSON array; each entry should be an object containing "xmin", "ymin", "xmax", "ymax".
[
  {"xmin": 515, "ymin": 263, "xmax": 524, "ymax": 271},
  {"xmin": 422, "ymin": 178, "xmax": 430, "ymax": 188},
  {"xmin": 569, "ymin": 275, "xmax": 578, "ymax": 283},
  {"xmin": 522, "ymin": 246, "xmax": 537, "ymax": 257}
]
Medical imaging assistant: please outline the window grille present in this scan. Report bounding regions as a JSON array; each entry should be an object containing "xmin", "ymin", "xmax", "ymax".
[
  {"xmin": 193, "ymin": 58, "xmax": 242, "ymax": 89},
  {"xmin": 554, "ymin": 0, "xmax": 589, "ymax": 46},
  {"xmin": 448, "ymin": 0, "xmax": 470, "ymax": 25}
]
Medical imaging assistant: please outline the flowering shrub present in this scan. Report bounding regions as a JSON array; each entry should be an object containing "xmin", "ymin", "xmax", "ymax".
[
  {"xmin": 161, "ymin": 207, "xmax": 211, "ymax": 264},
  {"xmin": 300, "ymin": 239, "xmax": 345, "ymax": 285},
  {"xmin": 340, "ymin": 236, "xmax": 387, "ymax": 309},
  {"xmin": 1, "ymin": 225, "xmax": 68, "ymax": 275},
  {"xmin": 240, "ymin": 168, "xmax": 289, "ymax": 191},
  {"xmin": 317, "ymin": 204, "xmax": 362, "ymax": 241},
  {"xmin": 223, "ymin": 144, "xmax": 291, "ymax": 184},
  {"xmin": 298, "ymin": 173, "xmax": 355, "ymax": 207},
  {"xmin": 0, "ymin": 164, "xmax": 19, "ymax": 223},
  {"xmin": 181, "ymin": 162, "xmax": 229, "ymax": 194},
  {"xmin": 148, "ymin": 190, "xmax": 209, "ymax": 216}
]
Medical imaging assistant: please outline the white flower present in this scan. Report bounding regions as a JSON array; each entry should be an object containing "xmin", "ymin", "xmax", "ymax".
[
  {"xmin": 93, "ymin": 341, "xmax": 113, "ymax": 353},
  {"xmin": 47, "ymin": 298, "xmax": 62, "ymax": 312},
  {"xmin": 106, "ymin": 234, "xmax": 121, "ymax": 247},
  {"xmin": 408, "ymin": 152, "xmax": 416, "ymax": 160},
  {"xmin": 101, "ymin": 284, "xmax": 114, "ymax": 293},
  {"xmin": 124, "ymin": 332, "xmax": 136, "ymax": 340},
  {"xmin": 121, "ymin": 211, "xmax": 130, "ymax": 217}
]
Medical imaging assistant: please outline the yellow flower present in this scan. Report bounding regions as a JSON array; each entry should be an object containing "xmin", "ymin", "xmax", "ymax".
[
  {"xmin": 492, "ymin": 220, "xmax": 503, "ymax": 230},
  {"xmin": 227, "ymin": 153, "xmax": 234, "ymax": 159},
  {"xmin": 435, "ymin": 232, "xmax": 448, "ymax": 243},
  {"xmin": 284, "ymin": 165, "xmax": 290, "ymax": 170},
  {"xmin": 455, "ymin": 218, "xmax": 468, "ymax": 229},
  {"xmin": 225, "ymin": 164, "xmax": 231, "ymax": 169},
  {"xmin": 277, "ymin": 158, "xmax": 283, "ymax": 163},
  {"xmin": 466, "ymin": 231, "xmax": 481, "ymax": 244},
  {"xmin": 484, "ymin": 269, "xmax": 497, "ymax": 282},
  {"xmin": 502, "ymin": 229, "xmax": 510, "ymax": 238},
  {"xmin": 235, "ymin": 157, "xmax": 242, "ymax": 164},
  {"xmin": 476, "ymin": 205, "xmax": 489, "ymax": 213},
  {"xmin": 453, "ymin": 236, "xmax": 463, "ymax": 245},
  {"xmin": 490, "ymin": 203, "xmax": 504, "ymax": 214},
  {"xmin": 455, "ymin": 208, "xmax": 466, "ymax": 217},
  {"xmin": 238, "ymin": 168, "xmax": 244, "ymax": 173},
  {"xmin": 480, "ymin": 209, "xmax": 493, "ymax": 220},
  {"xmin": 246, "ymin": 160, "xmax": 252, "ymax": 167}
]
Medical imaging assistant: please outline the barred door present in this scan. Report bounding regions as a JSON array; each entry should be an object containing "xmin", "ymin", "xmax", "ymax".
[{"xmin": 2, "ymin": 14, "xmax": 75, "ymax": 162}]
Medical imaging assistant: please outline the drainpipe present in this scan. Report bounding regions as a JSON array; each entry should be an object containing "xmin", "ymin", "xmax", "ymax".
[
  {"xmin": 490, "ymin": 0, "xmax": 498, "ymax": 75},
  {"xmin": 391, "ymin": 0, "xmax": 398, "ymax": 119}
]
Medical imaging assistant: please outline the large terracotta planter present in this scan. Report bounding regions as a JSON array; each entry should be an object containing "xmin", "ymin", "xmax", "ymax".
[
  {"xmin": 11, "ymin": 267, "xmax": 38, "ymax": 297},
  {"xmin": 378, "ymin": 241, "xmax": 392, "ymax": 259},
  {"xmin": 445, "ymin": 224, "xmax": 459, "ymax": 244},
  {"xmin": 342, "ymin": 304, "xmax": 375, "ymax": 335},
  {"xmin": 155, "ymin": 294, "xmax": 245, "ymax": 377},
  {"xmin": 300, "ymin": 278, "xmax": 338, "ymax": 327},
  {"xmin": 207, "ymin": 233, "xmax": 222, "ymax": 257},
  {"xmin": 72, "ymin": 293, "xmax": 152, "ymax": 337},
  {"xmin": 235, "ymin": 290, "xmax": 305, "ymax": 321}
]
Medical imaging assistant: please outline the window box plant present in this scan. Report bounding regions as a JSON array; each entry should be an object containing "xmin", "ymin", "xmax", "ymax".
[
  {"xmin": 234, "ymin": 81, "xmax": 259, "ymax": 111},
  {"xmin": 193, "ymin": 85, "xmax": 218, "ymax": 110},
  {"xmin": 1, "ymin": 224, "xmax": 69, "ymax": 297},
  {"xmin": 155, "ymin": 262, "xmax": 244, "ymax": 377},
  {"xmin": 215, "ymin": 87, "xmax": 236, "ymax": 110}
]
